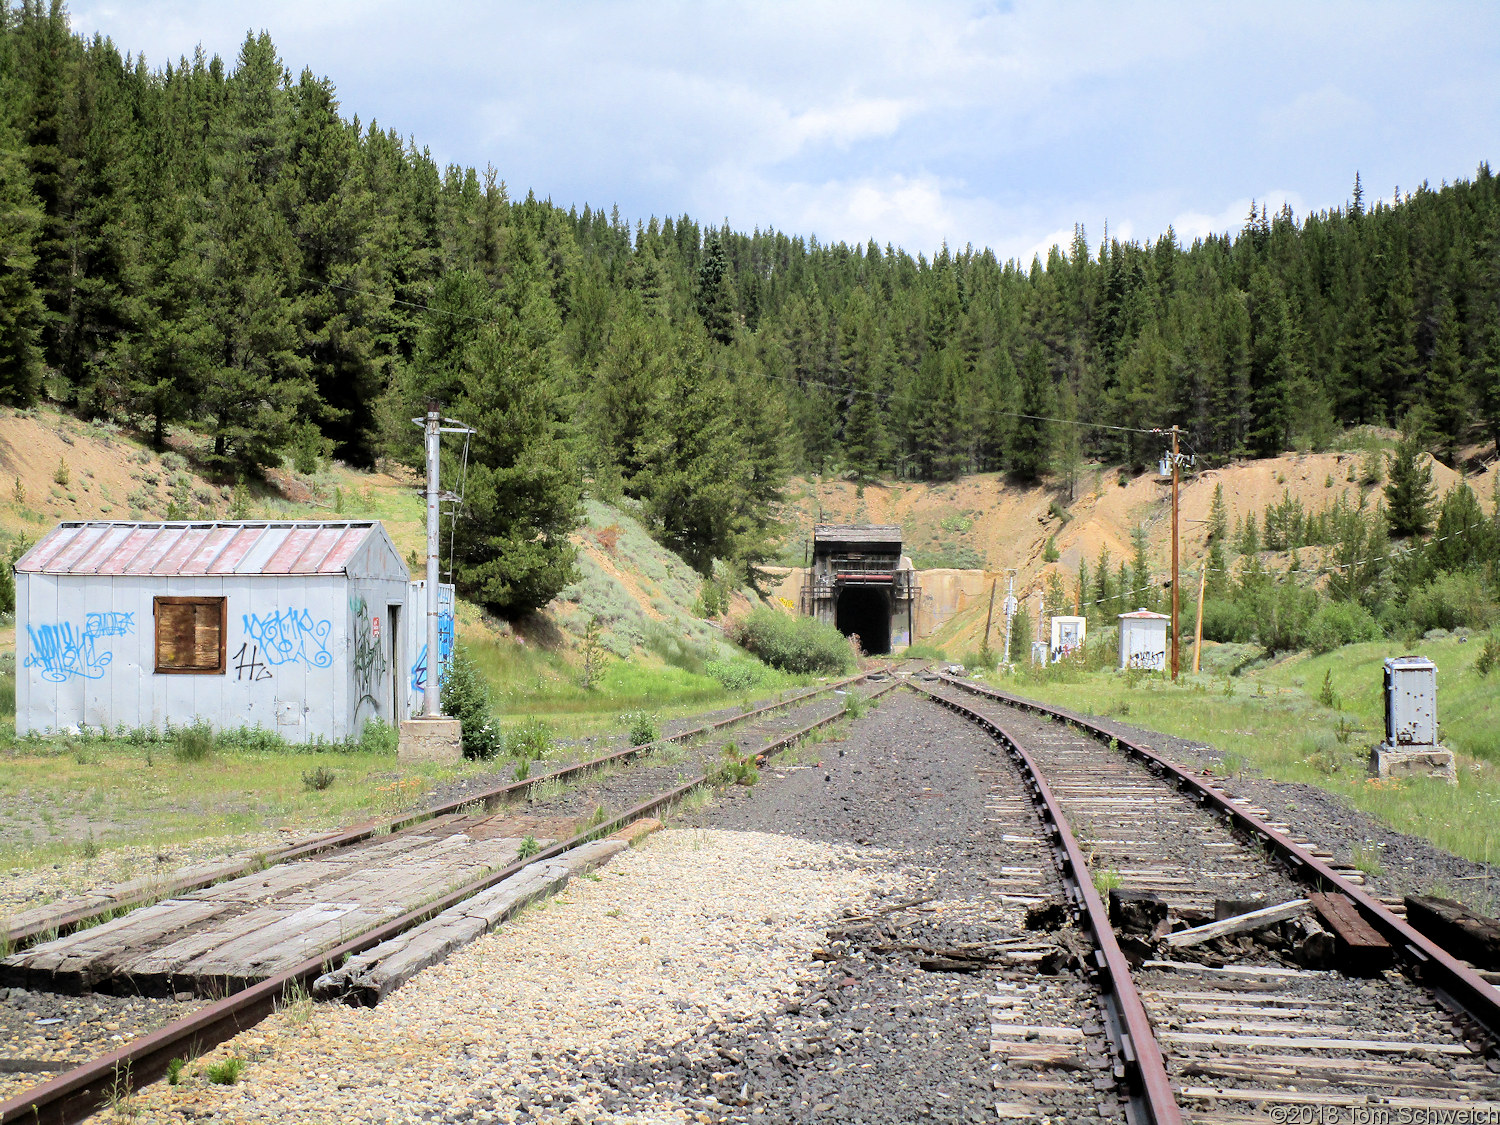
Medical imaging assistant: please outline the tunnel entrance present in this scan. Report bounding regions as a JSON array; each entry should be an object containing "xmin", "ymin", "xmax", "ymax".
[{"xmin": 835, "ymin": 585, "xmax": 891, "ymax": 655}]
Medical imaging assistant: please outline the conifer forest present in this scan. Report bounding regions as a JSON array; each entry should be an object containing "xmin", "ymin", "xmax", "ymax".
[{"xmin": 2, "ymin": 3, "xmax": 1500, "ymax": 617}]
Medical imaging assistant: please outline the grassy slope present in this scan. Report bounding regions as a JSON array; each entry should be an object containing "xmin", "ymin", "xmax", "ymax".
[
  {"xmin": 0, "ymin": 411, "xmax": 806, "ymax": 876},
  {"xmin": 992, "ymin": 636, "xmax": 1500, "ymax": 866}
]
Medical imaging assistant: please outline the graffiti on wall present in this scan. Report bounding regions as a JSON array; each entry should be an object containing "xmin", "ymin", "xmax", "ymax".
[
  {"xmin": 25, "ymin": 612, "xmax": 136, "ymax": 682},
  {"xmin": 409, "ymin": 605, "xmax": 455, "ymax": 699},
  {"xmin": 243, "ymin": 609, "xmax": 333, "ymax": 669},
  {"xmin": 350, "ymin": 595, "xmax": 386, "ymax": 720},
  {"xmin": 232, "ymin": 643, "xmax": 272, "ymax": 681}
]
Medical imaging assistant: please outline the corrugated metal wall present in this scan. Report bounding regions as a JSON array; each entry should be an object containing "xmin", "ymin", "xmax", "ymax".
[
  {"xmin": 16, "ymin": 523, "xmax": 423, "ymax": 743},
  {"xmin": 18, "ymin": 574, "xmax": 351, "ymax": 741}
]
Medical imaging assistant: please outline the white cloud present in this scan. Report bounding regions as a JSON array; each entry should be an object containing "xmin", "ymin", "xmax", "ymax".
[
  {"xmin": 1172, "ymin": 191, "xmax": 1308, "ymax": 245},
  {"xmin": 63, "ymin": 1, "xmax": 1500, "ymax": 258}
]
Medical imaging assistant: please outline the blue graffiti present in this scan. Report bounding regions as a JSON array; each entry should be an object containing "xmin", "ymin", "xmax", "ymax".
[
  {"xmin": 85, "ymin": 611, "xmax": 134, "ymax": 637},
  {"xmin": 25, "ymin": 611, "xmax": 136, "ymax": 682},
  {"xmin": 409, "ymin": 610, "xmax": 455, "ymax": 695},
  {"xmin": 243, "ymin": 608, "xmax": 333, "ymax": 669}
]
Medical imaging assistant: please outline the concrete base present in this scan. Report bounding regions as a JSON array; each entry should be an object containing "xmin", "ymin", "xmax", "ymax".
[
  {"xmin": 399, "ymin": 717, "xmax": 463, "ymax": 763},
  {"xmin": 1369, "ymin": 743, "xmax": 1456, "ymax": 785}
]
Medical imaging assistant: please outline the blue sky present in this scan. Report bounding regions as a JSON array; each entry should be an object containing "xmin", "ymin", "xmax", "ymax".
[{"xmin": 69, "ymin": 1, "xmax": 1500, "ymax": 264}]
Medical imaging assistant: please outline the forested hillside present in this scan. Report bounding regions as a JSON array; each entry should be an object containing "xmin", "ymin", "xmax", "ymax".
[{"xmin": 2, "ymin": 2, "xmax": 1499, "ymax": 618}]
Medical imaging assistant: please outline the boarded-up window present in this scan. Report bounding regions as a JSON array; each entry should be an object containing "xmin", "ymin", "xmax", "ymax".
[{"xmin": 154, "ymin": 597, "xmax": 227, "ymax": 674}]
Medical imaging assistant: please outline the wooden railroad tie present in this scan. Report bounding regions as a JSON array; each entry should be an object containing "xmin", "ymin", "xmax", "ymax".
[
  {"xmin": 1404, "ymin": 894, "xmax": 1500, "ymax": 971},
  {"xmin": 1309, "ymin": 891, "xmax": 1392, "ymax": 975}
]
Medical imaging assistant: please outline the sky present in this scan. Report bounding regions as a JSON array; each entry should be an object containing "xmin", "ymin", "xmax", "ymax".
[{"xmin": 67, "ymin": 1, "xmax": 1500, "ymax": 264}]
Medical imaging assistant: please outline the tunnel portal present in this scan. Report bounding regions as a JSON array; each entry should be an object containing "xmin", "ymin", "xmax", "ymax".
[
  {"xmin": 835, "ymin": 585, "xmax": 892, "ymax": 654},
  {"xmin": 801, "ymin": 525, "xmax": 917, "ymax": 655}
]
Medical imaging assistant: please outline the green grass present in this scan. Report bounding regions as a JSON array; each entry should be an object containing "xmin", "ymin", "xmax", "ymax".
[
  {"xmin": 461, "ymin": 630, "xmax": 808, "ymax": 743},
  {"xmin": 0, "ymin": 736, "xmax": 488, "ymax": 873},
  {"xmin": 993, "ymin": 635, "xmax": 1500, "ymax": 867}
]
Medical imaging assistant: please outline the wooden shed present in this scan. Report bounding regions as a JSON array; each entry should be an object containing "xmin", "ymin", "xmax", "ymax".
[{"xmin": 15, "ymin": 520, "xmax": 416, "ymax": 743}]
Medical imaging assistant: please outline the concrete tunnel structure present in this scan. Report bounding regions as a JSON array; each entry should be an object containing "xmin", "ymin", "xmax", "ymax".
[{"xmin": 800, "ymin": 525, "xmax": 918, "ymax": 655}]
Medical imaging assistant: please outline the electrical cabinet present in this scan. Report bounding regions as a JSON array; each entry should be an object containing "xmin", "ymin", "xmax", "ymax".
[{"xmin": 1383, "ymin": 655, "xmax": 1437, "ymax": 746}]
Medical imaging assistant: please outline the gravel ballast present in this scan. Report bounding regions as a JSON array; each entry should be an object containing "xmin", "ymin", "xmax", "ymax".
[{"xmin": 82, "ymin": 688, "xmax": 1110, "ymax": 1124}]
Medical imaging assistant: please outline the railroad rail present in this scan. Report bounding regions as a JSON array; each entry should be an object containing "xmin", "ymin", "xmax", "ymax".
[
  {"xmin": 916, "ymin": 674, "xmax": 1500, "ymax": 1122},
  {"xmin": 0, "ymin": 677, "xmax": 901, "ymax": 1125},
  {"xmin": 909, "ymin": 679, "xmax": 1182, "ymax": 1124},
  {"xmin": 3, "ymin": 669, "xmax": 878, "ymax": 953}
]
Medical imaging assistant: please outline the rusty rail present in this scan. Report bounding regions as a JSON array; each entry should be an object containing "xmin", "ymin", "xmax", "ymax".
[
  {"xmin": 0, "ymin": 678, "xmax": 898, "ymax": 1125},
  {"xmin": 937, "ymin": 674, "xmax": 1500, "ymax": 1044},
  {"xmin": 4, "ymin": 670, "xmax": 875, "ymax": 951},
  {"xmin": 909, "ymin": 681, "xmax": 1183, "ymax": 1125}
]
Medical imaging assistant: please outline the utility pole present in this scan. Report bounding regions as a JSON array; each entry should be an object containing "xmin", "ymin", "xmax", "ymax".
[
  {"xmin": 412, "ymin": 404, "xmax": 476, "ymax": 718},
  {"xmin": 983, "ymin": 580, "xmax": 997, "ymax": 653},
  {"xmin": 423, "ymin": 407, "xmax": 442, "ymax": 716},
  {"xmin": 1171, "ymin": 425, "xmax": 1180, "ymax": 681}
]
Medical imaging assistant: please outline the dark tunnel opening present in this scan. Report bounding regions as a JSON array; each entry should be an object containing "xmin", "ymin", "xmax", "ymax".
[{"xmin": 835, "ymin": 585, "xmax": 891, "ymax": 655}]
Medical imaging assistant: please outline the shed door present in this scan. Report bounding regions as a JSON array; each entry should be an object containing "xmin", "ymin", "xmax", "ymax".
[{"xmin": 386, "ymin": 603, "xmax": 402, "ymax": 724}]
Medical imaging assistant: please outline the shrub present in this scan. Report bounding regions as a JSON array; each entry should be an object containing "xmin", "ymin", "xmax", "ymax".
[
  {"xmin": 172, "ymin": 721, "xmax": 215, "ymax": 762},
  {"xmin": 440, "ymin": 648, "xmax": 504, "ymax": 760},
  {"xmin": 1303, "ymin": 600, "xmax": 1383, "ymax": 655},
  {"xmin": 1477, "ymin": 634, "xmax": 1500, "ymax": 677},
  {"xmin": 1402, "ymin": 573, "xmax": 1497, "ymax": 635},
  {"xmin": 623, "ymin": 710, "xmax": 660, "ymax": 746},
  {"xmin": 517, "ymin": 834, "xmax": 540, "ymax": 859},
  {"xmin": 704, "ymin": 657, "xmax": 762, "ymax": 692},
  {"xmin": 215, "ymin": 725, "xmax": 290, "ymax": 754},
  {"xmin": 301, "ymin": 766, "xmax": 336, "ymax": 791},
  {"xmin": 508, "ymin": 716, "xmax": 554, "ymax": 762},
  {"xmin": 1199, "ymin": 598, "xmax": 1256, "ymax": 644},
  {"xmin": 357, "ymin": 718, "xmax": 398, "ymax": 756},
  {"xmin": 713, "ymin": 744, "xmax": 759, "ymax": 786},
  {"xmin": 728, "ymin": 608, "xmax": 855, "ymax": 675}
]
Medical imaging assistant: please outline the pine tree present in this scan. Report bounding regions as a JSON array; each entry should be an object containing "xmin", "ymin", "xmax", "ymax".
[
  {"xmin": 1130, "ymin": 524, "xmax": 1155, "ymax": 610},
  {"xmin": 394, "ymin": 265, "xmax": 582, "ymax": 613},
  {"xmin": 1472, "ymin": 301, "xmax": 1500, "ymax": 459},
  {"xmin": 195, "ymin": 33, "xmax": 312, "ymax": 471},
  {"xmin": 1246, "ymin": 269, "xmax": 1297, "ymax": 456},
  {"xmin": 842, "ymin": 336, "xmax": 891, "ymax": 481},
  {"xmin": 1429, "ymin": 483, "xmax": 1494, "ymax": 573},
  {"xmin": 1207, "ymin": 483, "xmax": 1229, "ymax": 543},
  {"xmin": 0, "ymin": 9, "xmax": 44, "ymax": 403},
  {"xmin": 1009, "ymin": 342, "xmax": 1054, "ymax": 481},
  {"xmin": 695, "ymin": 234, "xmax": 736, "ymax": 346},
  {"xmin": 1384, "ymin": 428, "xmax": 1437, "ymax": 538},
  {"xmin": 1426, "ymin": 298, "xmax": 1467, "ymax": 464}
]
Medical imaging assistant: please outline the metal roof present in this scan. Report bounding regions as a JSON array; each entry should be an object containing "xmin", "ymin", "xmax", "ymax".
[
  {"xmin": 1118, "ymin": 608, "xmax": 1170, "ymax": 620},
  {"xmin": 16, "ymin": 522, "xmax": 382, "ymax": 577},
  {"xmin": 813, "ymin": 524, "xmax": 903, "ymax": 547}
]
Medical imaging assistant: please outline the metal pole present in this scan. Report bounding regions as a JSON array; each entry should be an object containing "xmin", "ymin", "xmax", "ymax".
[
  {"xmin": 1193, "ymin": 564, "xmax": 1207, "ymax": 675},
  {"xmin": 1001, "ymin": 574, "xmax": 1016, "ymax": 665},
  {"xmin": 424, "ymin": 407, "xmax": 442, "ymax": 717},
  {"xmin": 1170, "ymin": 425, "xmax": 1180, "ymax": 681}
]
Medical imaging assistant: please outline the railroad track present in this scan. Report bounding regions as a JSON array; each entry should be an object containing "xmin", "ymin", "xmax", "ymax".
[
  {"xmin": 0, "ymin": 673, "xmax": 902, "ymax": 1125},
  {"xmin": 914, "ymin": 675, "xmax": 1500, "ymax": 1124}
]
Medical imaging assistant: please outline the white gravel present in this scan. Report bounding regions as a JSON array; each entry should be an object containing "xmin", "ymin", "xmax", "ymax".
[{"xmin": 98, "ymin": 827, "xmax": 892, "ymax": 1124}]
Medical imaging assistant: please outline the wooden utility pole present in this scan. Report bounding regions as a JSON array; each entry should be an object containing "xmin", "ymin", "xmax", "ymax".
[
  {"xmin": 1193, "ymin": 564, "xmax": 1207, "ymax": 674},
  {"xmin": 1170, "ymin": 425, "xmax": 1181, "ymax": 681},
  {"xmin": 983, "ymin": 579, "xmax": 997, "ymax": 652}
]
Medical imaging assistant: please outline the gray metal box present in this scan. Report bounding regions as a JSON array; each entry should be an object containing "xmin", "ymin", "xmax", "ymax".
[{"xmin": 1383, "ymin": 655, "xmax": 1437, "ymax": 746}]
